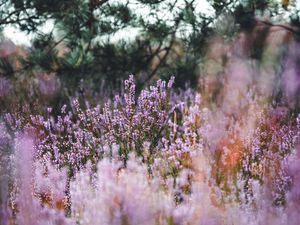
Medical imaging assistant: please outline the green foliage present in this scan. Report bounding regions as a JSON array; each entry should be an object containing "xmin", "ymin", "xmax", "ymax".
[{"xmin": 0, "ymin": 0, "xmax": 299, "ymax": 93}]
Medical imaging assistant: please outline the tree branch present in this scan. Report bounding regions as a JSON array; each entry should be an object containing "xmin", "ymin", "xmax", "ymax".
[{"xmin": 256, "ymin": 19, "xmax": 300, "ymax": 36}]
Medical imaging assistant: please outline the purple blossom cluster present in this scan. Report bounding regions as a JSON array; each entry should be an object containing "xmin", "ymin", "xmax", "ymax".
[
  {"xmin": 241, "ymin": 107, "xmax": 297, "ymax": 205},
  {"xmin": 29, "ymin": 75, "xmax": 174, "ymax": 173},
  {"xmin": 1, "ymin": 76, "xmax": 300, "ymax": 225}
]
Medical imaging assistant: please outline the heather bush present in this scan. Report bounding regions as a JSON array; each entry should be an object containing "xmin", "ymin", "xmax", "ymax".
[
  {"xmin": 1, "ymin": 1, "xmax": 300, "ymax": 224},
  {"xmin": 1, "ymin": 76, "xmax": 300, "ymax": 225},
  {"xmin": 14, "ymin": 134, "xmax": 72, "ymax": 225},
  {"xmin": 0, "ymin": 122, "xmax": 13, "ymax": 225},
  {"xmin": 29, "ymin": 75, "xmax": 175, "ymax": 174}
]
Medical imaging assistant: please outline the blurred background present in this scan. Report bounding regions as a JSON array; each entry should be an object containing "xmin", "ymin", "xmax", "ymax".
[{"xmin": 0, "ymin": 0, "xmax": 300, "ymax": 114}]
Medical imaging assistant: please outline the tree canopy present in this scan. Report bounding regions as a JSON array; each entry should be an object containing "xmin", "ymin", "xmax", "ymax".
[{"xmin": 0, "ymin": 0, "xmax": 299, "ymax": 91}]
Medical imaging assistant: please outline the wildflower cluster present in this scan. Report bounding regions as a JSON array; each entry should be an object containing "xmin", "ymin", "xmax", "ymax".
[
  {"xmin": 30, "ymin": 75, "xmax": 174, "ymax": 173},
  {"xmin": 1, "ymin": 76, "xmax": 300, "ymax": 225}
]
